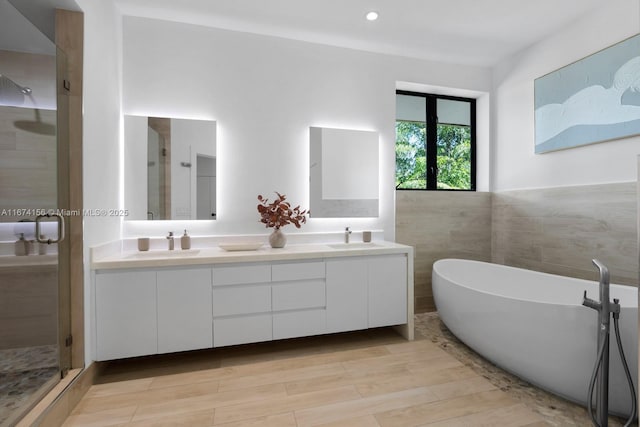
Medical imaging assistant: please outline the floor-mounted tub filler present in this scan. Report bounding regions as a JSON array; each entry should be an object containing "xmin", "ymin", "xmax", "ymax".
[
  {"xmin": 432, "ymin": 258, "xmax": 638, "ymax": 419},
  {"xmin": 581, "ymin": 259, "xmax": 636, "ymax": 427}
]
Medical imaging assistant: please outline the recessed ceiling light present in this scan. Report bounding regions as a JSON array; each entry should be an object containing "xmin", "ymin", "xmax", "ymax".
[{"xmin": 366, "ymin": 11, "xmax": 379, "ymax": 21}]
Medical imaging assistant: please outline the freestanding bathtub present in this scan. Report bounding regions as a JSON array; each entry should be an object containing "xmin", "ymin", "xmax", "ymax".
[{"xmin": 432, "ymin": 258, "xmax": 638, "ymax": 416}]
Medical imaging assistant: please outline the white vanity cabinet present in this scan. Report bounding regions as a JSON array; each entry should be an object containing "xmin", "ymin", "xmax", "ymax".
[
  {"xmin": 157, "ymin": 268, "xmax": 212, "ymax": 354},
  {"xmin": 93, "ymin": 245, "xmax": 413, "ymax": 361},
  {"xmin": 95, "ymin": 270, "xmax": 157, "ymax": 360},
  {"xmin": 95, "ymin": 267, "xmax": 213, "ymax": 361},
  {"xmin": 325, "ymin": 255, "xmax": 407, "ymax": 332}
]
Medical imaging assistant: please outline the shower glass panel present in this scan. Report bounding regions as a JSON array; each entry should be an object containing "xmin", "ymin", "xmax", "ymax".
[{"xmin": 0, "ymin": 11, "xmax": 69, "ymax": 424}]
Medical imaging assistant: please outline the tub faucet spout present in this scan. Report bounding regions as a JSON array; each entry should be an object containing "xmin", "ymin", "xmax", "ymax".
[{"xmin": 583, "ymin": 259, "xmax": 619, "ymax": 322}]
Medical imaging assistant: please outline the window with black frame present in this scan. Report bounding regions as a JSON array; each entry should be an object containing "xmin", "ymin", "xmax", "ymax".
[{"xmin": 395, "ymin": 91, "xmax": 476, "ymax": 191}]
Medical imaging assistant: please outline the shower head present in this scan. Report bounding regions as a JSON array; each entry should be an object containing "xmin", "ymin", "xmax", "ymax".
[{"xmin": 0, "ymin": 73, "xmax": 32, "ymax": 104}]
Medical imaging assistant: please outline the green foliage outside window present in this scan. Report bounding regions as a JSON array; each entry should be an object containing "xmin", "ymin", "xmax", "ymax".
[
  {"xmin": 395, "ymin": 121, "xmax": 426, "ymax": 189},
  {"xmin": 395, "ymin": 121, "xmax": 471, "ymax": 190},
  {"xmin": 436, "ymin": 125, "xmax": 471, "ymax": 190}
]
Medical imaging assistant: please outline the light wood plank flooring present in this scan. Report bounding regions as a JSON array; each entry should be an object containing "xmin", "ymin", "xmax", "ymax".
[
  {"xmin": 63, "ymin": 313, "xmax": 635, "ymax": 426},
  {"xmin": 64, "ymin": 327, "xmax": 551, "ymax": 427}
]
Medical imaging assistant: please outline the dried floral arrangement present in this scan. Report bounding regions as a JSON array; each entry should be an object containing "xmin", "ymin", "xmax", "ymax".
[{"xmin": 257, "ymin": 192, "xmax": 309, "ymax": 229}]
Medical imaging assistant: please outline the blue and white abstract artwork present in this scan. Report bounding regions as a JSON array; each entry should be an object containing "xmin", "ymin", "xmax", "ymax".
[{"xmin": 534, "ymin": 34, "xmax": 640, "ymax": 154}]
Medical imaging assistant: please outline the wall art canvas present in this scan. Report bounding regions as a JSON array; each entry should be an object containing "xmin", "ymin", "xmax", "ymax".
[{"xmin": 534, "ymin": 34, "xmax": 640, "ymax": 153}]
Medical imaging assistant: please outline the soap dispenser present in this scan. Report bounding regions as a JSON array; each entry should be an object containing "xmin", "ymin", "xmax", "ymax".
[
  {"xmin": 181, "ymin": 229, "xmax": 191, "ymax": 250},
  {"xmin": 15, "ymin": 233, "xmax": 28, "ymax": 256}
]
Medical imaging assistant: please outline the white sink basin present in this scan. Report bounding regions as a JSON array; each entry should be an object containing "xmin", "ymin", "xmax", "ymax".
[
  {"xmin": 126, "ymin": 249, "xmax": 201, "ymax": 259},
  {"xmin": 327, "ymin": 242, "xmax": 380, "ymax": 249}
]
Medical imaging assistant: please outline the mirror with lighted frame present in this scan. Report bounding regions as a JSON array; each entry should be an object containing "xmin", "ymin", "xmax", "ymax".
[
  {"xmin": 309, "ymin": 126, "xmax": 379, "ymax": 218},
  {"xmin": 124, "ymin": 115, "xmax": 217, "ymax": 220}
]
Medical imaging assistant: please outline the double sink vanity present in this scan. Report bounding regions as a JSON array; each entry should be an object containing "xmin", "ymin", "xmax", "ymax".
[
  {"xmin": 103, "ymin": 116, "xmax": 409, "ymax": 361},
  {"xmin": 91, "ymin": 240, "xmax": 414, "ymax": 361}
]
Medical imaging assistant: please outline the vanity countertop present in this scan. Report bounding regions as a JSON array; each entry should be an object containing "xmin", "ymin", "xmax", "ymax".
[{"xmin": 91, "ymin": 241, "xmax": 413, "ymax": 270}]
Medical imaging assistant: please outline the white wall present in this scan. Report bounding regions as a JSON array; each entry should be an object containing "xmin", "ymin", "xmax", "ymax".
[
  {"xmin": 492, "ymin": 0, "xmax": 640, "ymax": 191},
  {"xmin": 75, "ymin": 0, "xmax": 123, "ymax": 363},
  {"xmin": 121, "ymin": 16, "xmax": 492, "ymax": 240}
]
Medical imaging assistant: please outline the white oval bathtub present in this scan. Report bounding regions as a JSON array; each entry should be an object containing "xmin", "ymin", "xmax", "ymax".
[{"xmin": 432, "ymin": 258, "xmax": 638, "ymax": 417}]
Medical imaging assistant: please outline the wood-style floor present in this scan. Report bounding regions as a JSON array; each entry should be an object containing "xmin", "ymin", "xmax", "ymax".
[{"xmin": 63, "ymin": 326, "xmax": 551, "ymax": 427}]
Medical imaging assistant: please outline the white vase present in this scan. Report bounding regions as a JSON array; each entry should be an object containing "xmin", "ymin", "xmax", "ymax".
[{"xmin": 269, "ymin": 228, "xmax": 286, "ymax": 248}]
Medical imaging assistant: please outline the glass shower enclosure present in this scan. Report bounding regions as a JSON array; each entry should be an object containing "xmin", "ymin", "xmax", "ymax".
[{"xmin": 0, "ymin": 1, "xmax": 71, "ymax": 424}]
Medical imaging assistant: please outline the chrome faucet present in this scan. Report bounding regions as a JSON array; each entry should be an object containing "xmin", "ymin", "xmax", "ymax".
[
  {"xmin": 344, "ymin": 227, "xmax": 352, "ymax": 243},
  {"xmin": 167, "ymin": 231, "xmax": 174, "ymax": 250}
]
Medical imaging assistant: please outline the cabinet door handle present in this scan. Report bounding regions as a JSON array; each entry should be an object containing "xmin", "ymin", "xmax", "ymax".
[{"xmin": 36, "ymin": 213, "xmax": 65, "ymax": 244}]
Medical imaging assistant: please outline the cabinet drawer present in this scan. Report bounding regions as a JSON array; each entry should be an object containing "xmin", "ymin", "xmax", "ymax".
[
  {"xmin": 273, "ymin": 309, "xmax": 326, "ymax": 340},
  {"xmin": 213, "ymin": 285, "xmax": 271, "ymax": 316},
  {"xmin": 272, "ymin": 280, "xmax": 325, "ymax": 311},
  {"xmin": 272, "ymin": 261, "xmax": 325, "ymax": 281},
  {"xmin": 213, "ymin": 264, "xmax": 270, "ymax": 286},
  {"xmin": 214, "ymin": 314, "xmax": 272, "ymax": 347}
]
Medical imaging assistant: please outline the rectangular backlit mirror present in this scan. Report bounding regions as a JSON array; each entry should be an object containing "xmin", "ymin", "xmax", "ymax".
[
  {"xmin": 124, "ymin": 115, "xmax": 217, "ymax": 220},
  {"xmin": 309, "ymin": 126, "xmax": 379, "ymax": 218}
]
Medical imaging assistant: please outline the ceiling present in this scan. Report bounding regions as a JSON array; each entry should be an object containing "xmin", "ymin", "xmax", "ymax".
[{"xmin": 113, "ymin": 0, "xmax": 605, "ymax": 67}]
